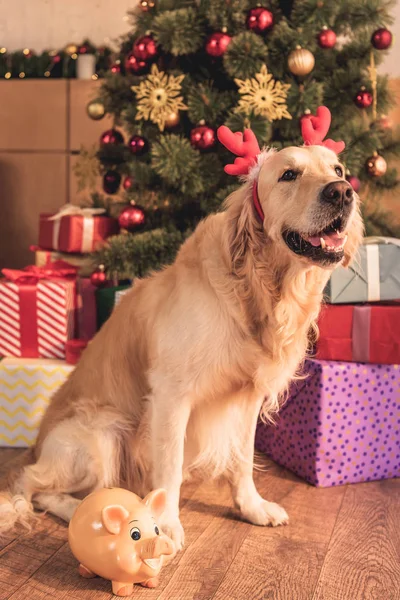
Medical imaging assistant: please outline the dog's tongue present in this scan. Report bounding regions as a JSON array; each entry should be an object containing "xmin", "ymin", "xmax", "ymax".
[{"xmin": 307, "ymin": 232, "xmax": 344, "ymax": 248}]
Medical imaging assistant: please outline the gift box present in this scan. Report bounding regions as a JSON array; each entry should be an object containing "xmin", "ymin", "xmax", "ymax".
[
  {"xmin": 65, "ymin": 339, "xmax": 89, "ymax": 365},
  {"xmin": 0, "ymin": 357, "xmax": 74, "ymax": 447},
  {"xmin": 255, "ymin": 359, "xmax": 400, "ymax": 487},
  {"xmin": 96, "ymin": 285, "xmax": 132, "ymax": 329},
  {"xmin": 39, "ymin": 205, "xmax": 118, "ymax": 254},
  {"xmin": 316, "ymin": 304, "xmax": 400, "ymax": 364},
  {"xmin": 114, "ymin": 288, "xmax": 130, "ymax": 307},
  {"xmin": 76, "ymin": 278, "xmax": 97, "ymax": 340},
  {"xmin": 325, "ymin": 237, "xmax": 400, "ymax": 304},
  {"xmin": 33, "ymin": 247, "xmax": 94, "ymax": 277},
  {"xmin": 0, "ymin": 263, "xmax": 77, "ymax": 359}
]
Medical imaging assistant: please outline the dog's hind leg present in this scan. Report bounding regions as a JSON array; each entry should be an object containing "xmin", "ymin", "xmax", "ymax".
[
  {"xmin": 33, "ymin": 492, "xmax": 80, "ymax": 522},
  {"xmin": 0, "ymin": 415, "xmax": 120, "ymax": 535},
  {"xmin": 226, "ymin": 395, "xmax": 289, "ymax": 527}
]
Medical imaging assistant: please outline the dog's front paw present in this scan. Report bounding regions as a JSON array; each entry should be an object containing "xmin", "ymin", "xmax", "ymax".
[
  {"xmin": 241, "ymin": 500, "xmax": 289, "ymax": 527},
  {"xmin": 159, "ymin": 514, "xmax": 185, "ymax": 551}
]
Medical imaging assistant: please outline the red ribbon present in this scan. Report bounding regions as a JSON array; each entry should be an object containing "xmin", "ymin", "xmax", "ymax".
[
  {"xmin": 2, "ymin": 260, "xmax": 78, "ymax": 284},
  {"xmin": 1, "ymin": 261, "xmax": 78, "ymax": 358}
]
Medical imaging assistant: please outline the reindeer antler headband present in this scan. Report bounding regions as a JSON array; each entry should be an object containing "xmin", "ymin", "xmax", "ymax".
[{"xmin": 217, "ymin": 106, "xmax": 345, "ymax": 222}]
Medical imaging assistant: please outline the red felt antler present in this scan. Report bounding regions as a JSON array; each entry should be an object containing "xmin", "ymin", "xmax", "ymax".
[
  {"xmin": 217, "ymin": 126, "xmax": 261, "ymax": 175},
  {"xmin": 301, "ymin": 106, "xmax": 345, "ymax": 154}
]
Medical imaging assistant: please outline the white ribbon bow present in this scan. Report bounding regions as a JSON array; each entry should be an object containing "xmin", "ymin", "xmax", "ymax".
[{"xmin": 48, "ymin": 204, "xmax": 106, "ymax": 221}]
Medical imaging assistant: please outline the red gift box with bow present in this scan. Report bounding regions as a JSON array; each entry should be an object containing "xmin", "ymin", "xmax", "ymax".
[
  {"xmin": 316, "ymin": 304, "xmax": 400, "ymax": 364},
  {"xmin": 39, "ymin": 205, "xmax": 118, "ymax": 254},
  {"xmin": 0, "ymin": 262, "xmax": 77, "ymax": 359}
]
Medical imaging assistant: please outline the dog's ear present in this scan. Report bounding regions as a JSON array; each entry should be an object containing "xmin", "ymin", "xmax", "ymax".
[
  {"xmin": 342, "ymin": 202, "xmax": 364, "ymax": 267},
  {"xmin": 225, "ymin": 185, "xmax": 262, "ymax": 272}
]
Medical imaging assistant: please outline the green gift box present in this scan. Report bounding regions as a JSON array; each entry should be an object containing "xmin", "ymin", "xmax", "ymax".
[
  {"xmin": 95, "ymin": 285, "xmax": 132, "ymax": 329},
  {"xmin": 324, "ymin": 237, "xmax": 400, "ymax": 304}
]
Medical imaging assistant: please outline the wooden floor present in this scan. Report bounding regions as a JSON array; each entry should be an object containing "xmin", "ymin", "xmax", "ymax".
[{"xmin": 0, "ymin": 449, "xmax": 399, "ymax": 600}]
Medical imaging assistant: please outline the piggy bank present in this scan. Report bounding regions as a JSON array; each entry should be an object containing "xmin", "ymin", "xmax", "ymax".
[{"xmin": 68, "ymin": 487, "xmax": 175, "ymax": 597}]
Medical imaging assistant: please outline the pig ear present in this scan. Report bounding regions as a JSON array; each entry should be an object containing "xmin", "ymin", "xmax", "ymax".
[
  {"xmin": 143, "ymin": 489, "xmax": 167, "ymax": 518},
  {"xmin": 102, "ymin": 504, "xmax": 130, "ymax": 535}
]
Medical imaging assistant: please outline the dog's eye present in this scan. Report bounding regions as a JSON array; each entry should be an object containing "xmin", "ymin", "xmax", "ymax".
[
  {"xmin": 154, "ymin": 525, "xmax": 160, "ymax": 535},
  {"xmin": 335, "ymin": 166, "xmax": 343, "ymax": 177},
  {"xmin": 130, "ymin": 527, "xmax": 141, "ymax": 541},
  {"xmin": 279, "ymin": 169, "xmax": 298, "ymax": 182}
]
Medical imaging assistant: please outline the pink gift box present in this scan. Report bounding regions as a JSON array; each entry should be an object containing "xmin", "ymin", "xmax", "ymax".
[{"xmin": 255, "ymin": 359, "xmax": 400, "ymax": 487}]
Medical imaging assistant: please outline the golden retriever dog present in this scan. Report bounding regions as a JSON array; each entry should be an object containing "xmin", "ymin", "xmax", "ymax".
[{"xmin": 0, "ymin": 143, "xmax": 363, "ymax": 550}]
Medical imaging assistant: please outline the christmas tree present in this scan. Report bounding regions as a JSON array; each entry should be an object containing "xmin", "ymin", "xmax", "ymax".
[{"xmin": 85, "ymin": 0, "xmax": 399, "ymax": 280}]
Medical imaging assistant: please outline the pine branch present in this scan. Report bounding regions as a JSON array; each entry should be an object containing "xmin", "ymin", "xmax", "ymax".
[
  {"xmin": 153, "ymin": 7, "xmax": 205, "ymax": 56},
  {"xmin": 187, "ymin": 82, "xmax": 236, "ymax": 126},
  {"xmin": 151, "ymin": 134, "xmax": 206, "ymax": 195},
  {"xmin": 201, "ymin": 0, "xmax": 250, "ymax": 34},
  {"xmin": 224, "ymin": 112, "xmax": 273, "ymax": 145},
  {"xmin": 95, "ymin": 228, "xmax": 186, "ymax": 278},
  {"xmin": 98, "ymin": 73, "xmax": 137, "ymax": 119},
  {"xmin": 223, "ymin": 32, "xmax": 268, "ymax": 79},
  {"xmin": 335, "ymin": 0, "xmax": 395, "ymax": 32}
]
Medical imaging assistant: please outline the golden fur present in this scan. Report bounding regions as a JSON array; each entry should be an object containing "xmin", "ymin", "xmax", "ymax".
[{"xmin": 0, "ymin": 145, "xmax": 363, "ymax": 547}]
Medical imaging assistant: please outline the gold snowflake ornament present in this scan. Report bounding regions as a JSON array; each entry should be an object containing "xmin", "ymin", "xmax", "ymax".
[
  {"xmin": 234, "ymin": 64, "xmax": 292, "ymax": 121},
  {"xmin": 131, "ymin": 64, "xmax": 188, "ymax": 131},
  {"xmin": 73, "ymin": 144, "xmax": 101, "ymax": 193}
]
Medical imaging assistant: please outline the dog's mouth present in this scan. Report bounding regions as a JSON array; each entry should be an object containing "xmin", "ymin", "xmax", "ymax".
[{"xmin": 282, "ymin": 214, "xmax": 348, "ymax": 265}]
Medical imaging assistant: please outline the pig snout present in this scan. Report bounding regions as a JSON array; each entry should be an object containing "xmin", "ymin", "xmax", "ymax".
[{"xmin": 139, "ymin": 535, "xmax": 174, "ymax": 559}]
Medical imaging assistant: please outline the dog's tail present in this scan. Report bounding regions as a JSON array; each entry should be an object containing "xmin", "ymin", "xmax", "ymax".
[{"xmin": 0, "ymin": 448, "xmax": 38, "ymax": 537}]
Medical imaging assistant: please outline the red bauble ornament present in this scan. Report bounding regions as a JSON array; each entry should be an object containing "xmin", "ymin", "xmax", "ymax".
[
  {"xmin": 317, "ymin": 27, "xmax": 336, "ymax": 49},
  {"xmin": 205, "ymin": 32, "xmax": 232, "ymax": 57},
  {"xmin": 246, "ymin": 7, "xmax": 274, "ymax": 35},
  {"xmin": 100, "ymin": 128, "xmax": 124, "ymax": 146},
  {"xmin": 52, "ymin": 54, "xmax": 62, "ymax": 64},
  {"xmin": 371, "ymin": 28, "xmax": 392, "ymax": 50},
  {"xmin": 128, "ymin": 134, "xmax": 149, "ymax": 155},
  {"xmin": 354, "ymin": 89, "xmax": 373, "ymax": 109},
  {"xmin": 78, "ymin": 43, "xmax": 91, "ymax": 54},
  {"xmin": 346, "ymin": 175, "xmax": 361, "ymax": 193},
  {"xmin": 103, "ymin": 171, "xmax": 121, "ymax": 194},
  {"xmin": 118, "ymin": 203, "xmax": 146, "ymax": 232},
  {"xmin": 110, "ymin": 62, "xmax": 122, "ymax": 74},
  {"xmin": 90, "ymin": 265, "xmax": 108, "ymax": 288},
  {"xmin": 133, "ymin": 35, "xmax": 158, "ymax": 61},
  {"xmin": 123, "ymin": 175, "xmax": 134, "ymax": 190},
  {"xmin": 190, "ymin": 125, "xmax": 216, "ymax": 151},
  {"xmin": 124, "ymin": 52, "xmax": 148, "ymax": 75}
]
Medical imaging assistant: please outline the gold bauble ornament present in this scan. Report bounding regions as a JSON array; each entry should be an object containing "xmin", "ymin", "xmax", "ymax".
[
  {"xmin": 86, "ymin": 100, "xmax": 106, "ymax": 121},
  {"xmin": 65, "ymin": 43, "xmax": 78, "ymax": 56},
  {"xmin": 164, "ymin": 111, "xmax": 180, "ymax": 128},
  {"xmin": 140, "ymin": 0, "xmax": 155, "ymax": 10},
  {"xmin": 287, "ymin": 46, "xmax": 315, "ymax": 76},
  {"xmin": 366, "ymin": 152, "xmax": 387, "ymax": 177}
]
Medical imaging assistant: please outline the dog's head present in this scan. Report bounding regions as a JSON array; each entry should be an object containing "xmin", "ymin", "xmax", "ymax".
[{"xmin": 254, "ymin": 144, "xmax": 363, "ymax": 268}]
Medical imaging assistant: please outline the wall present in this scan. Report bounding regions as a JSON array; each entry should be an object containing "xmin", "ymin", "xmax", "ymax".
[
  {"xmin": 0, "ymin": 0, "xmax": 135, "ymax": 52},
  {"xmin": 0, "ymin": 80, "xmax": 112, "ymax": 269}
]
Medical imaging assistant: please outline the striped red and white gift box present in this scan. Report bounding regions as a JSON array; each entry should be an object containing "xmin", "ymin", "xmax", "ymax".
[{"xmin": 0, "ymin": 279, "xmax": 75, "ymax": 359}]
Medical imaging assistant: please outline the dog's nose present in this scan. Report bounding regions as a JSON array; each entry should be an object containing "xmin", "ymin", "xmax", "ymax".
[{"xmin": 321, "ymin": 181, "xmax": 353, "ymax": 206}]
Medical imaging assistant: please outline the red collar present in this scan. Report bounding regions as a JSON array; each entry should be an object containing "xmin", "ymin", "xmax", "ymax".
[{"xmin": 252, "ymin": 180, "xmax": 264, "ymax": 222}]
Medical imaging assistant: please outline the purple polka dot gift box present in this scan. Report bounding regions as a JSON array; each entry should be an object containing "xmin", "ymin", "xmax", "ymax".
[{"xmin": 255, "ymin": 359, "xmax": 400, "ymax": 487}]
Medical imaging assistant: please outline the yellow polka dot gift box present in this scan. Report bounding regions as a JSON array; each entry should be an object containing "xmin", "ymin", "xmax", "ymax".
[{"xmin": 0, "ymin": 358, "xmax": 74, "ymax": 447}]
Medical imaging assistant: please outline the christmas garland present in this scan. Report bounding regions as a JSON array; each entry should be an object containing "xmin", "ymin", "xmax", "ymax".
[{"xmin": 0, "ymin": 40, "xmax": 112, "ymax": 80}]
